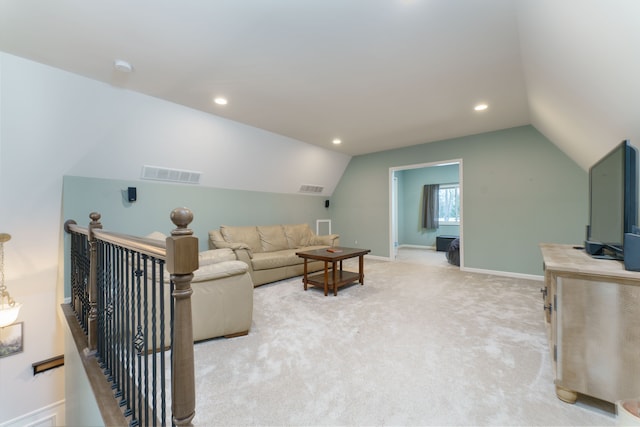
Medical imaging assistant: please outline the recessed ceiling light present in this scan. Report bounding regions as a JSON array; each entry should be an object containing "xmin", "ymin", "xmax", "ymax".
[
  {"xmin": 474, "ymin": 103, "xmax": 488, "ymax": 111},
  {"xmin": 214, "ymin": 97, "xmax": 228, "ymax": 105},
  {"xmin": 332, "ymin": 138, "xmax": 342, "ymax": 145},
  {"xmin": 113, "ymin": 59, "xmax": 133, "ymax": 73}
]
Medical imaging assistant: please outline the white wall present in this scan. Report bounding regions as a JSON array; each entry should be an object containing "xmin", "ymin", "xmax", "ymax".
[
  {"xmin": 517, "ymin": 0, "xmax": 640, "ymax": 169},
  {"xmin": 0, "ymin": 52, "xmax": 351, "ymax": 423}
]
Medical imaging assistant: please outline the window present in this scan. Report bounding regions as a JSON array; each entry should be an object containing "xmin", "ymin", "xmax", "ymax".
[{"xmin": 438, "ymin": 184, "xmax": 460, "ymax": 224}]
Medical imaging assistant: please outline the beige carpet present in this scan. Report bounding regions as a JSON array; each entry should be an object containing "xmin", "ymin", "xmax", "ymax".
[{"xmin": 188, "ymin": 248, "xmax": 616, "ymax": 426}]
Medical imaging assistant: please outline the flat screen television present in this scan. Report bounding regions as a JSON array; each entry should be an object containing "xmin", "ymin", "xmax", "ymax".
[{"xmin": 585, "ymin": 139, "xmax": 638, "ymax": 260}]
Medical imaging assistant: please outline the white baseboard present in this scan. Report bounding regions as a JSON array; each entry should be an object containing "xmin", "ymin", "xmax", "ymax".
[
  {"xmin": 461, "ymin": 266, "xmax": 543, "ymax": 282},
  {"xmin": 0, "ymin": 400, "xmax": 65, "ymax": 427},
  {"xmin": 375, "ymin": 249, "xmax": 544, "ymax": 281},
  {"xmin": 398, "ymin": 244, "xmax": 435, "ymax": 250},
  {"xmin": 365, "ymin": 254, "xmax": 391, "ymax": 262}
]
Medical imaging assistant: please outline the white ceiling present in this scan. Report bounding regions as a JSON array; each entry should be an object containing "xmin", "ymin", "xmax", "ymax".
[{"xmin": 1, "ymin": 0, "xmax": 639, "ymax": 169}]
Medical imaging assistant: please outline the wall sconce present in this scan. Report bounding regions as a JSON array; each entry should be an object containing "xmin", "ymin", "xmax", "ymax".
[{"xmin": 0, "ymin": 233, "xmax": 21, "ymax": 328}]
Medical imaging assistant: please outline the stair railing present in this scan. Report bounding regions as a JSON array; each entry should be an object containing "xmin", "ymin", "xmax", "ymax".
[{"xmin": 64, "ymin": 207, "xmax": 197, "ymax": 427}]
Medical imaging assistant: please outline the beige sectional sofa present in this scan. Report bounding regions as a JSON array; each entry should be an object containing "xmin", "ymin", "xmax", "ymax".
[
  {"xmin": 209, "ymin": 224, "xmax": 340, "ymax": 286},
  {"xmin": 146, "ymin": 232, "xmax": 254, "ymax": 344}
]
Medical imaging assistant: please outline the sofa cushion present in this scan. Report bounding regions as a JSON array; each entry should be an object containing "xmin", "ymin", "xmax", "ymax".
[
  {"xmin": 283, "ymin": 224, "xmax": 313, "ymax": 248},
  {"xmin": 199, "ymin": 248, "xmax": 237, "ymax": 266},
  {"xmin": 251, "ymin": 249, "xmax": 303, "ymax": 270},
  {"xmin": 250, "ymin": 246, "xmax": 330, "ymax": 270},
  {"xmin": 208, "ymin": 230, "xmax": 225, "ymax": 248},
  {"xmin": 258, "ymin": 225, "xmax": 289, "ymax": 252},
  {"xmin": 220, "ymin": 225, "xmax": 262, "ymax": 253}
]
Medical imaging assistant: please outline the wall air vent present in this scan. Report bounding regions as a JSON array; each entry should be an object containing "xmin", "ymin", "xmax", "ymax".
[
  {"xmin": 141, "ymin": 165, "xmax": 201, "ymax": 184},
  {"xmin": 299, "ymin": 184, "xmax": 324, "ymax": 194}
]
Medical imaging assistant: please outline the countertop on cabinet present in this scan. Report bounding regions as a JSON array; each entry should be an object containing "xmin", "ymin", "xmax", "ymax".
[{"xmin": 540, "ymin": 243, "xmax": 640, "ymax": 285}]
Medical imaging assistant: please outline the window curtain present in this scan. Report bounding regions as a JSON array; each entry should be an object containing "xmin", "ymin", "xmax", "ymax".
[{"xmin": 422, "ymin": 184, "xmax": 439, "ymax": 229}]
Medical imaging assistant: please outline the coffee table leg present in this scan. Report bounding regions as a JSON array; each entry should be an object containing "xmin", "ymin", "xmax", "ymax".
[
  {"xmin": 333, "ymin": 261, "xmax": 338, "ymax": 296},
  {"xmin": 359, "ymin": 255, "xmax": 365, "ymax": 285},
  {"xmin": 303, "ymin": 258, "xmax": 308, "ymax": 291},
  {"xmin": 323, "ymin": 261, "xmax": 328, "ymax": 296}
]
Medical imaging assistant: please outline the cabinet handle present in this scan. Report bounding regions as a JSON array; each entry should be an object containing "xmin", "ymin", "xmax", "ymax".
[
  {"xmin": 544, "ymin": 303, "xmax": 553, "ymax": 315},
  {"xmin": 540, "ymin": 287, "xmax": 548, "ymax": 299}
]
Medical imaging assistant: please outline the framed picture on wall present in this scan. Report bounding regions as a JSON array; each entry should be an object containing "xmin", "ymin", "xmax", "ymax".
[{"xmin": 0, "ymin": 322, "xmax": 24, "ymax": 358}]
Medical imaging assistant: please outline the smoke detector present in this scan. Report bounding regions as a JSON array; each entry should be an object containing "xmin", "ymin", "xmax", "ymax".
[{"xmin": 114, "ymin": 59, "xmax": 133, "ymax": 73}]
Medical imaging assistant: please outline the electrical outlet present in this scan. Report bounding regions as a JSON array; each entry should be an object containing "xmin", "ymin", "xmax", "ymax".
[{"xmin": 355, "ymin": 240, "xmax": 358, "ymax": 245}]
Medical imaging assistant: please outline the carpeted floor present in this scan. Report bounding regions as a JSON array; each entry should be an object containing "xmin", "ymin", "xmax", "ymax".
[{"xmin": 188, "ymin": 248, "xmax": 616, "ymax": 426}]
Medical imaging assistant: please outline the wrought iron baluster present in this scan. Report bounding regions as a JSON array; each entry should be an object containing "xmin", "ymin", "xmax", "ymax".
[
  {"xmin": 131, "ymin": 251, "xmax": 143, "ymax": 427},
  {"xmin": 142, "ymin": 254, "xmax": 150, "ymax": 427},
  {"xmin": 157, "ymin": 261, "xmax": 167, "ymax": 426},
  {"xmin": 113, "ymin": 246, "xmax": 124, "ymax": 402},
  {"xmin": 122, "ymin": 249, "xmax": 133, "ymax": 417}
]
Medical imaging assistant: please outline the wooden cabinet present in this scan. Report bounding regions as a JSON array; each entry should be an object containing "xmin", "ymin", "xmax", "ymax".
[{"xmin": 540, "ymin": 243, "xmax": 640, "ymax": 404}]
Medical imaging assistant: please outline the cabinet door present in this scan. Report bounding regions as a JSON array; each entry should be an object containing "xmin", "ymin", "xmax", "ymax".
[{"xmin": 556, "ymin": 276, "xmax": 640, "ymax": 403}]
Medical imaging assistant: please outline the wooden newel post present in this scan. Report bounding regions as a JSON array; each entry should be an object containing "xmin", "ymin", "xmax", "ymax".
[
  {"xmin": 87, "ymin": 212, "xmax": 102, "ymax": 352},
  {"xmin": 166, "ymin": 207, "xmax": 197, "ymax": 426}
]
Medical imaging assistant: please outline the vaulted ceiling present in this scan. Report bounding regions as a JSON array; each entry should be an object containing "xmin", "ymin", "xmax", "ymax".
[{"xmin": 1, "ymin": 0, "xmax": 638, "ymax": 169}]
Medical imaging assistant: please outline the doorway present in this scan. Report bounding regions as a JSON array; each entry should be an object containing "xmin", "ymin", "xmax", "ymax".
[{"xmin": 389, "ymin": 159, "xmax": 463, "ymax": 266}]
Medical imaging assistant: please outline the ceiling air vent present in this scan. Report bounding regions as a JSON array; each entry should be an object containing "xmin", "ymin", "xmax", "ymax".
[
  {"xmin": 299, "ymin": 184, "xmax": 324, "ymax": 194},
  {"xmin": 141, "ymin": 165, "xmax": 201, "ymax": 184}
]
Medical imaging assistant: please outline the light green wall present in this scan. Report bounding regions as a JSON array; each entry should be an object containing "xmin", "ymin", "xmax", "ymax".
[
  {"xmin": 63, "ymin": 176, "xmax": 331, "ymax": 251},
  {"xmin": 63, "ymin": 176, "xmax": 333, "ymax": 295},
  {"xmin": 331, "ymin": 125, "xmax": 588, "ymax": 276},
  {"xmin": 397, "ymin": 164, "xmax": 460, "ymax": 246}
]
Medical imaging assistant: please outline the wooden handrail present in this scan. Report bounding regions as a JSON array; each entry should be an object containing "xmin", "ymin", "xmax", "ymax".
[
  {"xmin": 92, "ymin": 229, "xmax": 167, "ymax": 258},
  {"xmin": 64, "ymin": 219, "xmax": 87, "ymax": 235},
  {"xmin": 65, "ymin": 220, "xmax": 166, "ymax": 259}
]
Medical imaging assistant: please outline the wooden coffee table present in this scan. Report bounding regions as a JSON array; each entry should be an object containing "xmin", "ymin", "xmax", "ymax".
[{"xmin": 296, "ymin": 247, "xmax": 371, "ymax": 296}]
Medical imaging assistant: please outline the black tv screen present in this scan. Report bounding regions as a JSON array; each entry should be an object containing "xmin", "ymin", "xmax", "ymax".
[{"xmin": 586, "ymin": 140, "xmax": 638, "ymax": 259}]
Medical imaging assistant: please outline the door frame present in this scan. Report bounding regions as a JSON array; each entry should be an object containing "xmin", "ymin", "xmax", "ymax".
[{"xmin": 388, "ymin": 159, "xmax": 463, "ymax": 265}]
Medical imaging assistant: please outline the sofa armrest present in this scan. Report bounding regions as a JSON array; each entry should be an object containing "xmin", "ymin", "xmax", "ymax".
[
  {"xmin": 209, "ymin": 229, "xmax": 252, "ymax": 253},
  {"xmin": 231, "ymin": 248, "xmax": 256, "ymax": 276},
  {"xmin": 211, "ymin": 239, "xmax": 252, "ymax": 253},
  {"xmin": 193, "ymin": 260, "xmax": 248, "ymax": 282},
  {"xmin": 310, "ymin": 234, "xmax": 340, "ymax": 247}
]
